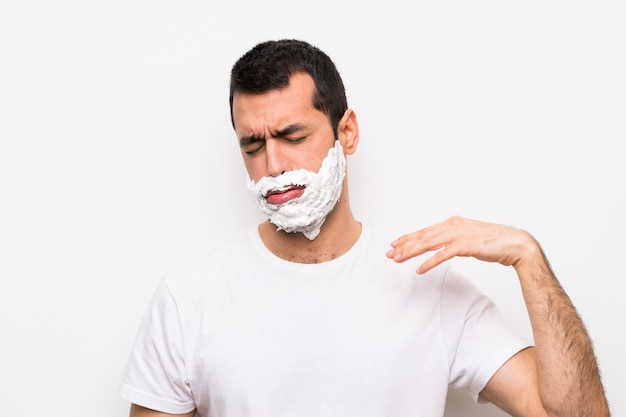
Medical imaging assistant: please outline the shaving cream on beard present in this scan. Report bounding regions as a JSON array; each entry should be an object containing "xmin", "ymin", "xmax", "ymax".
[{"xmin": 247, "ymin": 140, "xmax": 347, "ymax": 240}]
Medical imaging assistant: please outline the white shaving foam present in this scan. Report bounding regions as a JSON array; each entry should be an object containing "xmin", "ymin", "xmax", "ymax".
[{"xmin": 247, "ymin": 140, "xmax": 346, "ymax": 240}]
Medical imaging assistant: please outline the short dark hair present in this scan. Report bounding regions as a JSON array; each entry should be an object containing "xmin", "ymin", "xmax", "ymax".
[{"xmin": 229, "ymin": 39, "xmax": 348, "ymax": 135}]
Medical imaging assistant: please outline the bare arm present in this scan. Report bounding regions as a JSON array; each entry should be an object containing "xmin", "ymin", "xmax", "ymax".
[
  {"xmin": 387, "ymin": 216, "xmax": 610, "ymax": 417},
  {"xmin": 511, "ymin": 233, "xmax": 608, "ymax": 416},
  {"xmin": 130, "ymin": 404, "xmax": 196, "ymax": 417}
]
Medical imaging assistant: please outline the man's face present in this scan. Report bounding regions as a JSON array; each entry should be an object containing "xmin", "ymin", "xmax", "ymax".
[{"xmin": 232, "ymin": 72, "xmax": 337, "ymax": 206}]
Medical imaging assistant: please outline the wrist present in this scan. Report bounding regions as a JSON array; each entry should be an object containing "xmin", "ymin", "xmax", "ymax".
[{"xmin": 512, "ymin": 231, "xmax": 549, "ymax": 276}]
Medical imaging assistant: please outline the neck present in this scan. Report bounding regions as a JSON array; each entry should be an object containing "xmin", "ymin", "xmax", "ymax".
[{"xmin": 258, "ymin": 194, "xmax": 361, "ymax": 264}]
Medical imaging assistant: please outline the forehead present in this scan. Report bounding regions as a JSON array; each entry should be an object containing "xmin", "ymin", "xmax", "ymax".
[{"xmin": 232, "ymin": 73, "xmax": 319, "ymax": 134}]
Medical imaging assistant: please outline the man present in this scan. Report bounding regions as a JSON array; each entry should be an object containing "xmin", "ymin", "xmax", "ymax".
[{"xmin": 120, "ymin": 39, "xmax": 610, "ymax": 417}]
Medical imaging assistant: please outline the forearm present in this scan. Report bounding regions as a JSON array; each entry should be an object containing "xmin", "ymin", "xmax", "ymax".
[{"xmin": 515, "ymin": 235, "xmax": 610, "ymax": 417}]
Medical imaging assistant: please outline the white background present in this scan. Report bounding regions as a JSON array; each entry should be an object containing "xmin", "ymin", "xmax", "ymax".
[{"xmin": 1, "ymin": 1, "xmax": 624, "ymax": 416}]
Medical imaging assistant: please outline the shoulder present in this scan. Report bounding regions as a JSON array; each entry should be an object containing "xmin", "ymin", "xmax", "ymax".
[
  {"xmin": 363, "ymin": 225, "xmax": 453, "ymax": 294},
  {"xmin": 366, "ymin": 226, "xmax": 451, "ymax": 276}
]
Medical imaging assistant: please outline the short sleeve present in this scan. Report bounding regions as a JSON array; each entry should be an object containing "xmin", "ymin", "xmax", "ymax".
[
  {"xmin": 119, "ymin": 280, "xmax": 196, "ymax": 414},
  {"xmin": 441, "ymin": 268, "xmax": 532, "ymax": 404}
]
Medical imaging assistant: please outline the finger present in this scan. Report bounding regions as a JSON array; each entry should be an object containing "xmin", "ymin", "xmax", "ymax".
[
  {"xmin": 417, "ymin": 246, "xmax": 455, "ymax": 274},
  {"xmin": 387, "ymin": 240, "xmax": 447, "ymax": 263},
  {"xmin": 388, "ymin": 227, "xmax": 453, "ymax": 262},
  {"xmin": 392, "ymin": 218, "xmax": 453, "ymax": 246}
]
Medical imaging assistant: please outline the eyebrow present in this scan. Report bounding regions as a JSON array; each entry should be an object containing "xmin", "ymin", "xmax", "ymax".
[
  {"xmin": 239, "ymin": 123, "xmax": 308, "ymax": 148},
  {"xmin": 271, "ymin": 123, "xmax": 308, "ymax": 138},
  {"xmin": 239, "ymin": 134, "xmax": 264, "ymax": 148}
]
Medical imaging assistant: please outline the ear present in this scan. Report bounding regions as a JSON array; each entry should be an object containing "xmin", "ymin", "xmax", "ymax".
[{"xmin": 337, "ymin": 109, "xmax": 359, "ymax": 155}]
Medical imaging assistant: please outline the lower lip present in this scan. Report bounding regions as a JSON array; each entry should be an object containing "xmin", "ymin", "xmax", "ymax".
[{"xmin": 266, "ymin": 188, "xmax": 305, "ymax": 205}]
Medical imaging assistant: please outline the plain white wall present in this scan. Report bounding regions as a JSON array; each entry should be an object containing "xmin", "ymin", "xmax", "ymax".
[{"xmin": 1, "ymin": 1, "xmax": 624, "ymax": 416}]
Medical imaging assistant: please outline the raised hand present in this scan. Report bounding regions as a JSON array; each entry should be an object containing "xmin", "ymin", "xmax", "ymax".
[{"xmin": 386, "ymin": 215, "xmax": 541, "ymax": 274}]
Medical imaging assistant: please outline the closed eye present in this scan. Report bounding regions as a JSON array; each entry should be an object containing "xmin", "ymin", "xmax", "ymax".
[
  {"xmin": 273, "ymin": 123, "xmax": 309, "ymax": 144},
  {"xmin": 285, "ymin": 137, "xmax": 306, "ymax": 144},
  {"xmin": 240, "ymin": 134, "xmax": 265, "ymax": 155},
  {"xmin": 245, "ymin": 143, "xmax": 265, "ymax": 155}
]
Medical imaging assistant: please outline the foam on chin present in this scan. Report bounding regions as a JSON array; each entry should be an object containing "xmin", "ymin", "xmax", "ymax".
[{"xmin": 247, "ymin": 141, "xmax": 346, "ymax": 240}]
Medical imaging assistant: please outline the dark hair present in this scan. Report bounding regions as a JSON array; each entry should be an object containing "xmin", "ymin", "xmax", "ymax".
[{"xmin": 229, "ymin": 39, "xmax": 348, "ymax": 135}]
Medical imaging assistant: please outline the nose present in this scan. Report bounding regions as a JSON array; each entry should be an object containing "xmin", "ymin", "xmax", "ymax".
[{"xmin": 265, "ymin": 140, "xmax": 287, "ymax": 177}]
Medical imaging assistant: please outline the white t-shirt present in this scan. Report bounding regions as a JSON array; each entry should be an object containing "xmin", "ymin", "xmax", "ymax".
[{"xmin": 120, "ymin": 225, "xmax": 531, "ymax": 417}]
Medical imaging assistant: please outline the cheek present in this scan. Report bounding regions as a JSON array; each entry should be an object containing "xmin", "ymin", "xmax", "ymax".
[
  {"xmin": 302, "ymin": 148, "xmax": 331, "ymax": 173},
  {"xmin": 242, "ymin": 157, "xmax": 265, "ymax": 182}
]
